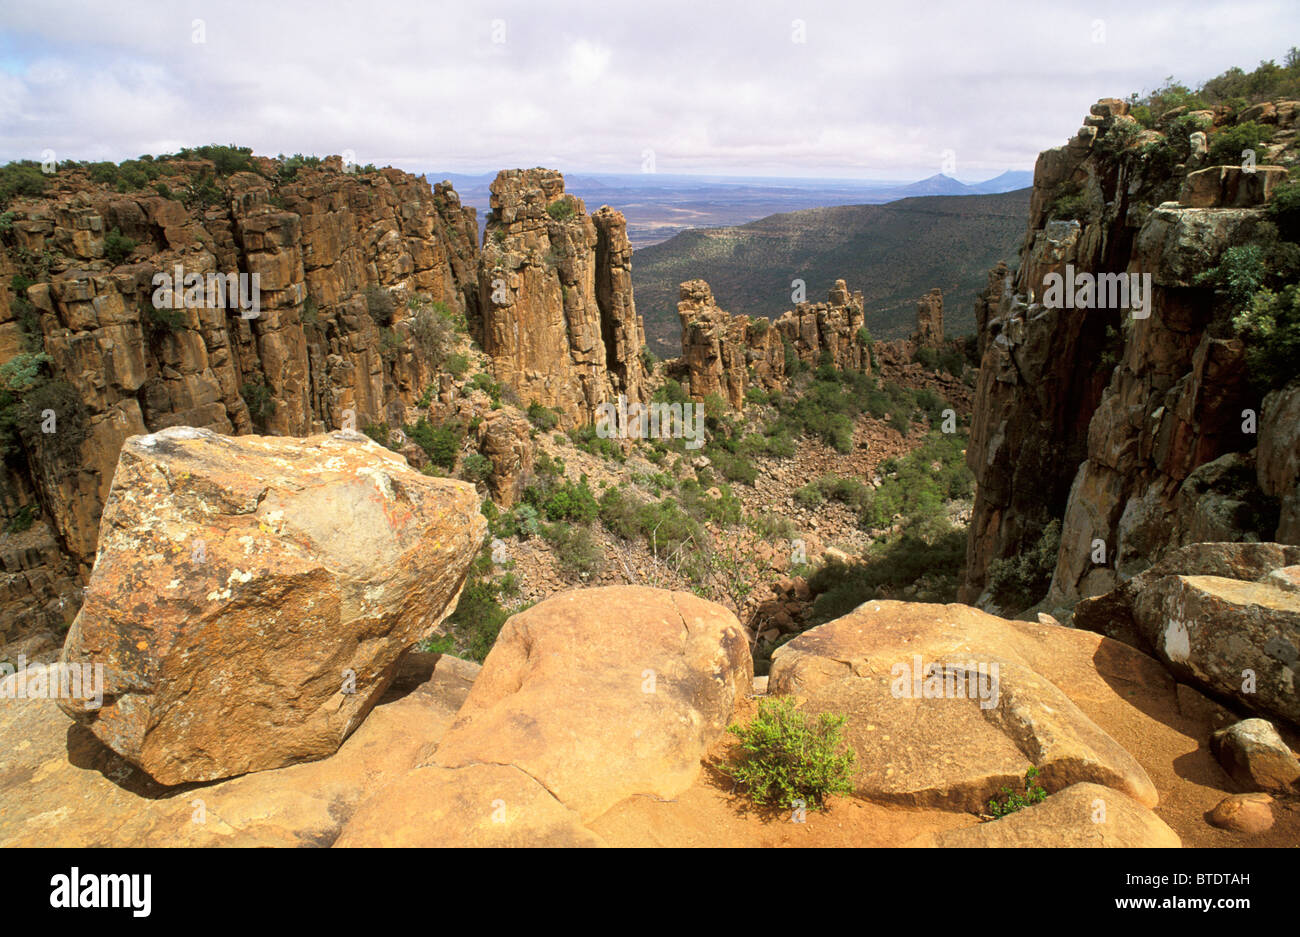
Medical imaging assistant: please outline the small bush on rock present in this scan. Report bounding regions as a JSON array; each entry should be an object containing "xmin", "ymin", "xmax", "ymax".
[
  {"xmin": 725, "ymin": 697, "xmax": 855, "ymax": 811},
  {"xmin": 988, "ymin": 767, "xmax": 1048, "ymax": 818}
]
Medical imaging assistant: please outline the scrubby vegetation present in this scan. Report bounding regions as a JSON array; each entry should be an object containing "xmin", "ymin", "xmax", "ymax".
[
  {"xmin": 988, "ymin": 767, "xmax": 1048, "ymax": 818},
  {"xmin": 1128, "ymin": 49, "xmax": 1300, "ymax": 125},
  {"xmin": 429, "ymin": 542, "xmax": 526, "ymax": 662},
  {"xmin": 724, "ymin": 697, "xmax": 855, "ymax": 811},
  {"xmin": 1193, "ymin": 187, "xmax": 1300, "ymax": 392},
  {"xmin": 984, "ymin": 519, "xmax": 1062, "ymax": 613}
]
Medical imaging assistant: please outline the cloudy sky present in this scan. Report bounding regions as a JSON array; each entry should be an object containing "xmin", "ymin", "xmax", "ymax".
[{"xmin": 1, "ymin": 0, "xmax": 1296, "ymax": 181}]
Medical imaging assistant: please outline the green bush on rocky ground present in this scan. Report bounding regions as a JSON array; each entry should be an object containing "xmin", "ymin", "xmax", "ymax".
[{"xmin": 724, "ymin": 697, "xmax": 855, "ymax": 811}]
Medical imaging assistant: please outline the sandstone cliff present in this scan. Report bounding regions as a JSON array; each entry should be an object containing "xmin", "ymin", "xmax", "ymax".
[
  {"xmin": 476, "ymin": 169, "xmax": 647, "ymax": 428},
  {"xmin": 963, "ymin": 97, "xmax": 1300, "ymax": 608},
  {"xmin": 0, "ymin": 155, "xmax": 481, "ymax": 642},
  {"xmin": 677, "ymin": 277, "xmax": 869, "ymax": 408}
]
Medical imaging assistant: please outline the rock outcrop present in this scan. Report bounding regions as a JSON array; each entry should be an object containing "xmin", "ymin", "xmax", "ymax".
[
  {"xmin": 768, "ymin": 600, "xmax": 1159, "ymax": 811},
  {"xmin": 962, "ymin": 97, "xmax": 1300, "ymax": 607},
  {"xmin": 1072, "ymin": 542, "xmax": 1300, "ymax": 725},
  {"xmin": 677, "ymin": 277, "xmax": 868, "ymax": 409},
  {"xmin": 1211, "ymin": 718, "xmax": 1300, "ymax": 792},
  {"xmin": 913, "ymin": 287, "xmax": 943, "ymax": 346},
  {"xmin": 337, "ymin": 586, "xmax": 752, "ymax": 846},
  {"xmin": 912, "ymin": 783, "xmax": 1181, "ymax": 848},
  {"xmin": 0, "ymin": 651, "xmax": 481, "ymax": 846},
  {"xmin": 0, "ymin": 156, "xmax": 482, "ymax": 644},
  {"xmin": 476, "ymin": 169, "xmax": 648, "ymax": 428},
  {"xmin": 56, "ymin": 426, "xmax": 485, "ymax": 784}
]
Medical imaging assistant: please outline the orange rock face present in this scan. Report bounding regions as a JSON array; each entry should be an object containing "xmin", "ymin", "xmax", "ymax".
[
  {"xmin": 1, "ymin": 159, "xmax": 482, "ymax": 643},
  {"xmin": 56, "ymin": 426, "xmax": 485, "ymax": 784},
  {"xmin": 476, "ymin": 169, "xmax": 647, "ymax": 428},
  {"xmin": 677, "ymin": 277, "xmax": 867, "ymax": 410}
]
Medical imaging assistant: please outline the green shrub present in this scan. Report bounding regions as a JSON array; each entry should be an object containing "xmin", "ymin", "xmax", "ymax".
[
  {"xmin": 1046, "ymin": 182, "xmax": 1088, "ymax": 222},
  {"xmin": 794, "ymin": 482, "xmax": 825, "ymax": 508},
  {"xmin": 469, "ymin": 371, "xmax": 503, "ymax": 407},
  {"xmin": 435, "ymin": 548, "xmax": 516, "ymax": 661},
  {"xmin": 724, "ymin": 697, "xmax": 855, "ymax": 811},
  {"xmin": 241, "ymin": 377, "xmax": 275, "ymax": 427},
  {"xmin": 1234, "ymin": 283, "xmax": 1300, "ymax": 391},
  {"xmin": 541, "ymin": 522, "xmax": 605, "ymax": 577},
  {"xmin": 444, "ymin": 352, "xmax": 470, "ymax": 378},
  {"xmin": 177, "ymin": 144, "xmax": 255, "ymax": 176},
  {"xmin": 103, "ymin": 227, "xmax": 137, "ymax": 265},
  {"xmin": 1206, "ymin": 120, "xmax": 1274, "ymax": 167},
  {"xmin": 861, "ymin": 432, "xmax": 971, "ymax": 531},
  {"xmin": 807, "ymin": 528, "xmax": 967, "ymax": 624},
  {"xmin": 407, "ymin": 416, "xmax": 462, "ymax": 470},
  {"xmin": 706, "ymin": 446, "xmax": 757, "ymax": 485},
  {"xmin": 146, "ymin": 304, "xmax": 186, "ymax": 339},
  {"xmin": 460, "ymin": 452, "xmax": 493, "ymax": 484},
  {"xmin": 988, "ymin": 767, "xmax": 1048, "ymax": 818},
  {"xmin": 984, "ymin": 519, "xmax": 1062, "ymax": 612},
  {"xmin": 545, "ymin": 199, "xmax": 576, "ymax": 221},
  {"xmin": 408, "ymin": 302, "xmax": 456, "ymax": 364},
  {"xmin": 527, "ymin": 400, "xmax": 560, "ymax": 432},
  {"xmin": 527, "ymin": 477, "xmax": 599, "ymax": 523},
  {"xmin": 1094, "ymin": 117, "xmax": 1145, "ymax": 160},
  {"xmin": 5, "ymin": 504, "xmax": 36, "ymax": 534},
  {"xmin": 0, "ymin": 162, "xmax": 48, "ymax": 210},
  {"xmin": 1267, "ymin": 179, "xmax": 1300, "ymax": 242},
  {"xmin": 362, "ymin": 421, "xmax": 392, "ymax": 448}
]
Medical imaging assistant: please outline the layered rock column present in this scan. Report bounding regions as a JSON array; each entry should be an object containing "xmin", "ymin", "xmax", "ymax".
[
  {"xmin": 476, "ymin": 169, "xmax": 647, "ymax": 428},
  {"xmin": 914, "ymin": 287, "xmax": 944, "ymax": 347},
  {"xmin": 677, "ymin": 277, "xmax": 868, "ymax": 409}
]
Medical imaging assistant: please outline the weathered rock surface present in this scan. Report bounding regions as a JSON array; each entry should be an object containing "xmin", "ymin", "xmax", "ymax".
[
  {"xmin": 1207, "ymin": 793, "xmax": 1274, "ymax": 833},
  {"xmin": 56, "ymin": 426, "xmax": 485, "ymax": 784},
  {"xmin": 1259, "ymin": 380, "xmax": 1300, "ymax": 542},
  {"xmin": 337, "ymin": 586, "xmax": 752, "ymax": 846},
  {"xmin": 962, "ymin": 97, "xmax": 1300, "ymax": 608},
  {"xmin": 0, "ymin": 652, "xmax": 480, "ymax": 846},
  {"xmin": 914, "ymin": 287, "xmax": 943, "ymax": 346},
  {"xmin": 0, "ymin": 158, "xmax": 482, "ymax": 643},
  {"xmin": 1073, "ymin": 542, "xmax": 1300, "ymax": 726},
  {"xmin": 912, "ymin": 783, "xmax": 1181, "ymax": 847},
  {"xmin": 1211, "ymin": 719, "xmax": 1300, "ymax": 792},
  {"xmin": 768, "ymin": 601, "xmax": 1158, "ymax": 811},
  {"xmin": 677, "ymin": 277, "xmax": 867, "ymax": 410},
  {"xmin": 476, "ymin": 169, "xmax": 647, "ymax": 428}
]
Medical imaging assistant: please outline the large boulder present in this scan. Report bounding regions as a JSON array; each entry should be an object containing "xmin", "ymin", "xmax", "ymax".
[
  {"xmin": 768, "ymin": 601, "xmax": 1158, "ymax": 811},
  {"xmin": 0, "ymin": 653, "xmax": 480, "ymax": 846},
  {"xmin": 337, "ymin": 586, "xmax": 752, "ymax": 846},
  {"xmin": 56, "ymin": 426, "xmax": 485, "ymax": 784},
  {"xmin": 1210, "ymin": 718, "xmax": 1300, "ymax": 793},
  {"xmin": 1074, "ymin": 542, "xmax": 1300, "ymax": 726},
  {"xmin": 911, "ymin": 783, "xmax": 1181, "ymax": 847}
]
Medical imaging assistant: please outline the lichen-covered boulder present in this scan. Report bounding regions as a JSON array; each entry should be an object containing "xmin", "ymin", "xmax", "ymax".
[{"xmin": 56, "ymin": 426, "xmax": 485, "ymax": 784}]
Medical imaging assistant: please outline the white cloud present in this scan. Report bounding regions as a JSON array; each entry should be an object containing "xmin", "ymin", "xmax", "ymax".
[{"xmin": 0, "ymin": 0, "xmax": 1295, "ymax": 177}]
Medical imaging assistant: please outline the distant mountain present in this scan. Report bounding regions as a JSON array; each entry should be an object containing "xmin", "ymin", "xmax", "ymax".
[
  {"xmin": 631, "ymin": 188, "xmax": 1030, "ymax": 354},
  {"xmin": 896, "ymin": 173, "xmax": 975, "ymax": 197},
  {"xmin": 966, "ymin": 170, "xmax": 1035, "ymax": 194},
  {"xmin": 426, "ymin": 169, "xmax": 1032, "ymax": 249}
]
